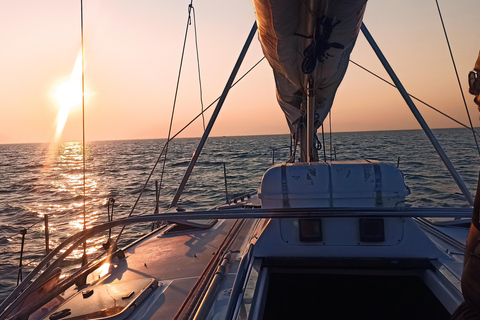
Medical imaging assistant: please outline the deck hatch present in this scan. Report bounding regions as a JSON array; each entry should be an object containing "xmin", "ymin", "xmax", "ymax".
[{"xmin": 44, "ymin": 278, "xmax": 158, "ymax": 320}]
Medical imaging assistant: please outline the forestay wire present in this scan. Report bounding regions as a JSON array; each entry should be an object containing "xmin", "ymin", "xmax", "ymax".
[{"xmin": 435, "ymin": 0, "xmax": 480, "ymax": 158}]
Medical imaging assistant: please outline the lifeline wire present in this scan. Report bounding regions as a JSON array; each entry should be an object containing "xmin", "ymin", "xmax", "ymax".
[
  {"xmin": 349, "ymin": 60, "xmax": 480, "ymax": 138},
  {"xmin": 0, "ymin": 219, "xmax": 42, "ymax": 241},
  {"xmin": 26, "ymin": 219, "xmax": 42, "ymax": 231},
  {"xmin": 435, "ymin": 0, "xmax": 480, "ymax": 157}
]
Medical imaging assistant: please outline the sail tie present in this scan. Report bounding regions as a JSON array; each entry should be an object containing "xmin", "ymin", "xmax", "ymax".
[
  {"xmin": 301, "ymin": 16, "xmax": 344, "ymax": 74},
  {"xmin": 314, "ymin": 132, "xmax": 322, "ymax": 151}
]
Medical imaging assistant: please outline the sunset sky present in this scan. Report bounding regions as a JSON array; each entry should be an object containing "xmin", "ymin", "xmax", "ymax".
[{"xmin": 1, "ymin": 0, "xmax": 480, "ymax": 144}]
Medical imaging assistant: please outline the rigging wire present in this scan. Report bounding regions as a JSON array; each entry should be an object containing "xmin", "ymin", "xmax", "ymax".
[
  {"xmin": 26, "ymin": 219, "xmax": 42, "ymax": 232},
  {"xmin": 434, "ymin": 0, "xmax": 480, "ymax": 157},
  {"xmin": 191, "ymin": 5, "xmax": 206, "ymax": 131},
  {"xmin": 157, "ymin": 0, "xmax": 195, "ymax": 210},
  {"xmin": 115, "ymin": 57, "xmax": 266, "ymax": 241},
  {"xmin": 349, "ymin": 60, "xmax": 480, "ymax": 138},
  {"xmin": 80, "ymin": 0, "xmax": 87, "ymax": 265}
]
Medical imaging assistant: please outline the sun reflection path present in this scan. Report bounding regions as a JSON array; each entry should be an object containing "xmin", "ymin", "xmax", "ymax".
[
  {"xmin": 53, "ymin": 52, "xmax": 83, "ymax": 140},
  {"xmin": 28, "ymin": 142, "xmax": 110, "ymax": 261}
]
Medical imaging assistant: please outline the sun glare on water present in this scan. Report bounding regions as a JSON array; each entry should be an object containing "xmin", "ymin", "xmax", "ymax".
[{"xmin": 53, "ymin": 52, "xmax": 83, "ymax": 140}]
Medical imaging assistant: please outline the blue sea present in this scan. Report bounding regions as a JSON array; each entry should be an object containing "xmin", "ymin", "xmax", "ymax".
[{"xmin": 0, "ymin": 128, "xmax": 479, "ymax": 303}]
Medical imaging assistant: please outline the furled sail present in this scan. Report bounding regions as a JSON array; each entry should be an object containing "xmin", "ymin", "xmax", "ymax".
[{"xmin": 253, "ymin": 0, "xmax": 367, "ymax": 161}]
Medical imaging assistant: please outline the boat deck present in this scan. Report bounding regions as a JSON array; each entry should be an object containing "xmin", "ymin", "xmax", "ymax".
[
  {"xmin": 96, "ymin": 219, "xmax": 234, "ymax": 318},
  {"xmin": 78, "ymin": 217, "xmax": 256, "ymax": 319}
]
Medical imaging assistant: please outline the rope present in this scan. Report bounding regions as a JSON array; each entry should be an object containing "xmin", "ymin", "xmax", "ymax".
[
  {"xmin": 191, "ymin": 5, "xmax": 206, "ymax": 131},
  {"xmin": 288, "ymin": 132, "xmax": 299, "ymax": 163},
  {"xmin": 321, "ymin": 124, "xmax": 327, "ymax": 161},
  {"xmin": 329, "ymin": 110, "xmax": 332, "ymax": 162},
  {"xmin": 349, "ymin": 60, "xmax": 480, "ymax": 138},
  {"xmin": 435, "ymin": 0, "xmax": 480, "ymax": 157},
  {"xmin": 107, "ymin": 198, "xmax": 114, "ymax": 239}
]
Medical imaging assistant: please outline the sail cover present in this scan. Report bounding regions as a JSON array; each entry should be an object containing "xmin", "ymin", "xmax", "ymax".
[{"xmin": 253, "ymin": 0, "xmax": 367, "ymax": 159}]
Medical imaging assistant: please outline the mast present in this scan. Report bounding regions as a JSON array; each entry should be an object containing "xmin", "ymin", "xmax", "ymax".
[
  {"xmin": 304, "ymin": 0, "xmax": 325, "ymax": 163},
  {"xmin": 304, "ymin": 0, "xmax": 317, "ymax": 164},
  {"xmin": 306, "ymin": 78, "xmax": 315, "ymax": 163}
]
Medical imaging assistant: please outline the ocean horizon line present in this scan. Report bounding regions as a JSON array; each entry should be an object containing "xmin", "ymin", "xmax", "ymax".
[{"xmin": 1, "ymin": 126, "xmax": 478, "ymax": 146}]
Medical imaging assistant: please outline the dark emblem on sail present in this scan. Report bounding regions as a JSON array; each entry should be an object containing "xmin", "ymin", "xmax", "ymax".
[{"xmin": 301, "ymin": 16, "xmax": 344, "ymax": 74}]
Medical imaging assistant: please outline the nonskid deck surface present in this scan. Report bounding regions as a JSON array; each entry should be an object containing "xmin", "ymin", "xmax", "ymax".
[
  {"xmin": 110, "ymin": 223, "xmax": 231, "ymax": 282},
  {"xmin": 89, "ymin": 219, "xmax": 237, "ymax": 319},
  {"xmin": 77, "ymin": 217, "xmax": 257, "ymax": 319}
]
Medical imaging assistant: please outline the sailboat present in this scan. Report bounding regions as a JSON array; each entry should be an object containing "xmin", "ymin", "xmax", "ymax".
[{"xmin": 1, "ymin": 0, "xmax": 478, "ymax": 319}]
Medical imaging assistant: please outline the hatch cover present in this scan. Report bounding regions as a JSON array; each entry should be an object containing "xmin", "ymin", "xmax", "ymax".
[{"xmin": 45, "ymin": 278, "xmax": 158, "ymax": 320}]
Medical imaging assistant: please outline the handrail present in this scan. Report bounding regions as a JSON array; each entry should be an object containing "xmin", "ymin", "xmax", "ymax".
[
  {"xmin": 3, "ymin": 224, "xmax": 175, "ymax": 320},
  {"xmin": 1, "ymin": 206, "xmax": 471, "ymax": 319}
]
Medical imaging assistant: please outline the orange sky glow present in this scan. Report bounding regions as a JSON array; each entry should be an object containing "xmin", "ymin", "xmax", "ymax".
[{"xmin": 1, "ymin": 0, "xmax": 480, "ymax": 144}]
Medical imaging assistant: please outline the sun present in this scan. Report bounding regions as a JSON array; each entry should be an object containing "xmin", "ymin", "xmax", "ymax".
[{"xmin": 53, "ymin": 52, "xmax": 83, "ymax": 140}]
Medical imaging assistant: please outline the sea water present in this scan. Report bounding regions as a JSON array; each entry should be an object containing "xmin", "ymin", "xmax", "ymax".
[{"xmin": 0, "ymin": 128, "xmax": 479, "ymax": 303}]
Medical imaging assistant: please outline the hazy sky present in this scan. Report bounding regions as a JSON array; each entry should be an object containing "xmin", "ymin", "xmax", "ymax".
[{"xmin": 1, "ymin": 0, "xmax": 480, "ymax": 144}]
